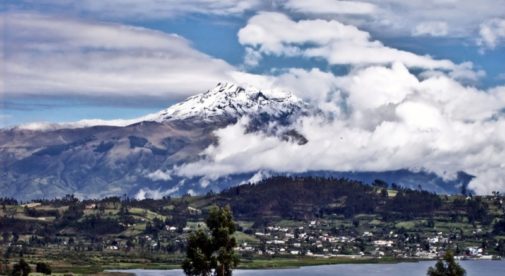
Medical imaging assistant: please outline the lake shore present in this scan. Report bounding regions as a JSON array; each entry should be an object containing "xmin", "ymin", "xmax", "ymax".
[
  {"xmin": 27, "ymin": 252, "xmax": 502, "ymax": 274},
  {"xmin": 98, "ymin": 256, "xmax": 420, "ymax": 273},
  {"xmin": 107, "ymin": 260, "xmax": 505, "ymax": 276}
]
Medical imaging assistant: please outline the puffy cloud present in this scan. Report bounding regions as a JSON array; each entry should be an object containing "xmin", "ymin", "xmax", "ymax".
[
  {"xmin": 412, "ymin": 21, "xmax": 449, "ymax": 37},
  {"xmin": 176, "ymin": 64, "xmax": 505, "ymax": 194},
  {"xmin": 478, "ymin": 18, "xmax": 505, "ymax": 50},
  {"xmin": 283, "ymin": 0, "xmax": 377, "ymax": 15},
  {"xmin": 2, "ymin": 13, "xmax": 235, "ymax": 100},
  {"xmin": 340, "ymin": 63, "xmax": 418, "ymax": 111},
  {"xmin": 230, "ymin": 68, "xmax": 343, "ymax": 114},
  {"xmin": 238, "ymin": 12, "xmax": 468, "ymax": 72}
]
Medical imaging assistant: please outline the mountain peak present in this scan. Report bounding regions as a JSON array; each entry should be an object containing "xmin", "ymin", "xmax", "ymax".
[{"xmin": 150, "ymin": 82, "xmax": 307, "ymax": 123}]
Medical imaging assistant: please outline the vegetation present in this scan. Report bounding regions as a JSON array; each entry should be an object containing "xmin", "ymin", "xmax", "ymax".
[
  {"xmin": 0, "ymin": 177, "xmax": 504, "ymax": 273},
  {"xmin": 182, "ymin": 206, "xmax": 239, "ymax": 276},
  {"xmin": 427, "ymin": 251, "xmax": 466, "ymax": 276},
  {"xmin": 35, "ymin": 262, "xmax": 52, "ymax": 275},
  {"xmin": 11, "ymin": 259, "xmax": 31, "ymax": 276}
]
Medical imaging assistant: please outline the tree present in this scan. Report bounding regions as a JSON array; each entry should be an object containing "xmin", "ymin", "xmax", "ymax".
[
  {"xmin": 182, "ymin": 205, "xmax": 239, "ymax": 276},
  {"xmin": 11, "ymin": 259, "xmax": 31, "ymax": 276},
  {"xmin": 427, "ymin": 251, "xmax": 466, "ymax": 276},
  {"xmin": 36, "ymin": 262, "xmax": 52, "ymax": 275},
  {"xmin": 182, "ymin": 230, "xmax": 213, "ymax": 276}
]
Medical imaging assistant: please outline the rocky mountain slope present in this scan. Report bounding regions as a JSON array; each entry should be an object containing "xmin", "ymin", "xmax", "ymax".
[
  {"xmin": 0, "ymin": 82, "xmax": 470, "ymax": 200},
  {"xmin": 0, "ymin": 83, "xmax": 310, "ymax": 200}
]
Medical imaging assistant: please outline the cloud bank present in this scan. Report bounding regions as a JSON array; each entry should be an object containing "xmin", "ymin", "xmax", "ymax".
[
  {"xmin": 9, "ymin": 0, "xmax": 505, "ymax": 40},
  {"xmin": 176, "ymin": 63, "xmax": 505, "ymax": 195},
  {"xmin": 8, "ymin": 0, "xmax": 263, "ymax": 19},
  {"xmin": 2, "ymin": 13, "xmax": 235, "ymax": 100},
  {"xmin": 283, "ymin": 0, "xmax": 377, "ymax": 15},
  {"xmin": 412, "ymin": 21, "xmax": 449, "ymax": 37}
]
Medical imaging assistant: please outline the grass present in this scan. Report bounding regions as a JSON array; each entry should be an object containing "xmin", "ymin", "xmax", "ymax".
[
  {"xmin": 234, "ymin": 231, "xmax": 259, "ymax": 244},
  {"xmin": 186, "ymin": 221, "xmax": 206, "ymax": 230},
  {"xmin": 395, "ymin": 220, "xmax": 424, "ymax": 230},
  {"xmin": 35, "ymin": 256, "xmax": 417, "ymax": 273},
  {"xmin": 129, "ymin": 208, "xmax": 165, "ymax": 220},
  {"xmin": 238, "ymin": 256, "xmax": 408, "ymax": 269},
  {"xmin": 276, "ymin": 220, "xmax": 305, "ymax": 228}
]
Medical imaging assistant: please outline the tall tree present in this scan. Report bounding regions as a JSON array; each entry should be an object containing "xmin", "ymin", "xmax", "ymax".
[
  {"xmin": 11, "ymin": 259, "xmax": 31, "ymax": 276},
  {"xmin": 427, "ymin": 251, "xmax": 466, "ymax": 276},
  {"xmin": 182, "ymin": 205, "xmax": 239, "ymax": 276},
  {"xmin": 182, "ymin": 230, "xmax": 213, "ymax": 276}
]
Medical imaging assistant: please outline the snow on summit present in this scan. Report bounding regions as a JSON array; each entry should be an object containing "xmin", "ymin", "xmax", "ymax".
[
  {"xmin": 149, "ymin": 82, "xmax": 307, "ymax": 123},
  {"xmin": 16, "ymin": 82, "xmax": 308, "ymax": 130}
]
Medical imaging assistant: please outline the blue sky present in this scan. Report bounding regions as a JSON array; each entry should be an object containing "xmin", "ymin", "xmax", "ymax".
[
  {"xmin": 1, "ymin": 0, "xmax": 505, "ymax": 127},
  {"xmin": 4, "ymin": 0, "xmax": 505, "ymax": 193}
]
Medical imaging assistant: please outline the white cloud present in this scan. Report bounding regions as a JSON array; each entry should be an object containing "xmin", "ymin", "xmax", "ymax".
[
  {"xmin": 277, "ymin": 0, "xmax": 505, "ymax": 40},
  {"xmin": 14, "ymin": 118, "xmax": 149, "ymax": 131},
  {"xmin": 2, "ymin": 13, "xmax": 235, "ymax": 99},
  {"xmin": 146, "ymin": 170, "xmax": 172, "ymax": 181},
  {"xmin": 238, "ymin": 12, "xmax": 469, "ymax": 72},
  {"xmin": 478, "ymin": 18, "xmax": 505, "ymax": 50},
  {"xmin": 283, "ymin": 0, "xmax": 377, "ymax": 15},
  {"xmin": 245, "ymin": 170, "xmax": 272, "ymax": 184},
  {"xmin": 13, "ymin": 0, "xmax": 263, "ymax": 19},
  {"xmin": 340, "ymin": 63, "xmax": 417, "ymax": 111},
  {"xmin": 243, "ymin": 47, "xmax": 263, "ymax": 67},
  {"xmin": 134, "ymin": 186, "xmax": 179, "ymax": 200},
  {"xmin": 365, "ymin": 0, "xmax": 505, "ymax": 37},
  {"xmin": 176, "ymin": 64, "xmax": 505, "ymax": 194},
  {"xmin": 412, "ymin": 21, "xmax": 449, "ymax": 37},
  {"xmin": 10, "ymin": 0, "xmax": 505, "ymax": 40}
]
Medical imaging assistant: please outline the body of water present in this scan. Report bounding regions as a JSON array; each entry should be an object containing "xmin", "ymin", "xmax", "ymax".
[{"xmin": 112, "ymin": 260, "xmax": 505, "ymax": 275}]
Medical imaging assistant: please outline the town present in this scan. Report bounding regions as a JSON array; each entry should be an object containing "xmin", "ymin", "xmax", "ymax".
[{"xmin": 1, "ymin": 177, "xmax": 505, "ymax": 274}]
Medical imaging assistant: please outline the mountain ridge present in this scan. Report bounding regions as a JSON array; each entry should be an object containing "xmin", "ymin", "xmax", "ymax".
[
  {"xmin": 12, "ymin": 82, "xmax": 308, "ymax": 131},
  {"xmin": 0, "ymin": 82, "xmax": 470, "ymax": 200}
]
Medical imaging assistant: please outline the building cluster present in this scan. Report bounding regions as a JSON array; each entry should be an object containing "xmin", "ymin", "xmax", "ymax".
[{"xmin": 236, "ymin": 220, "xmax": 499, "ymax": 260}]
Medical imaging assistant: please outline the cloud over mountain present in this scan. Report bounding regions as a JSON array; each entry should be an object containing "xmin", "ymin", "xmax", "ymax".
[
  {"xmin": 176, "ymin": 64, "xmax": 505, "ymax": 195},
  {"xmin": 2, "ymin": 1, "xmax": 505, "ymax": 197}
]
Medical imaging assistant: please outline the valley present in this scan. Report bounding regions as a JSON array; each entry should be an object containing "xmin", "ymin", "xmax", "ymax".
[{"xmin": 1, "ymin": 177, "xmax": 504, "ymax": 274}]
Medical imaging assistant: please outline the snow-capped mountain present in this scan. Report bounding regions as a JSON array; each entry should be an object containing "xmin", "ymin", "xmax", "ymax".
[
  {"xmin": 0, "ymin": 82, "xmax": 469, "ymax": 201},
  {"xmin": 147, "ymin": 82, "xmax": 308, "ymax": 124},
  {"xmin": 15, "ymin": 82, "xmax": 308, "ymax": 131},
  {"xmin": 1, "ymin": 82, "xmax": 310, "ymax": 200}
]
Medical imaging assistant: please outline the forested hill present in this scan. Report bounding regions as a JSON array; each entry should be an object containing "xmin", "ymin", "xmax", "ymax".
[
  {"xmin": 0, "ymin": 176, "xmax": 497, "ymax": 236},
  {"xmin": 213, "ymin": 176, "xmax": 446, "ymax": 220}
]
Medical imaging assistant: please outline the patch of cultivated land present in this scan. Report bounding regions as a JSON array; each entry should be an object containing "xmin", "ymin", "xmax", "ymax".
[{"xmin": 1, "ymin": 177, "xmax": 504, "ymax": 274}]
